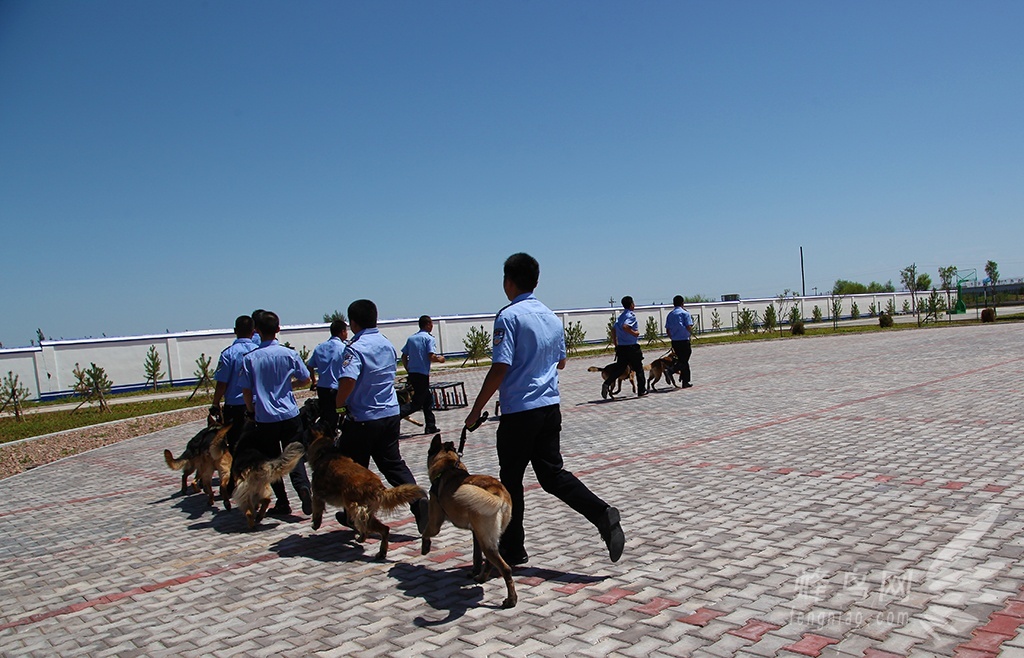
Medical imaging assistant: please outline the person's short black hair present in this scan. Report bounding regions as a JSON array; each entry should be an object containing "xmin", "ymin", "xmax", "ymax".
[
  {"xmin": 255, "ymin": 310, "xmax": 280, "ymax": 336},
  {"xmin": 330, "ymin": 319, "xmax": 348, "ymax": 337},
  {"xmin": 621, "ymin": 296, "xmax": 634, "ymax": 309},
  {"xmin": 418, "ymin": 315, "xmax": 432, "ymax": 330},
  {"xmin": 503, "ymin": 252, "xmax": 540, "ymax": 292},
  {"xmin": 234, "ymin": 315, "xmax": 254, "ymax": 337},
  {"xmin": 348, "ymin": 299, "xmax": 378, "ymax": 329},
  {"xmin": 673, "ymin": 295, "xmax": 685, "ymax": 307}
]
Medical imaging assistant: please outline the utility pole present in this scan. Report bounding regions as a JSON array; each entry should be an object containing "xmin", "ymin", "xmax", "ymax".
[{"xmin": 800, "ymin": 246, "xmax": 806, "ymax": 297}]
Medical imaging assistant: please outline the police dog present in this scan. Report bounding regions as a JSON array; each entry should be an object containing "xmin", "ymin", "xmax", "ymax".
[
  {"xmin": 422, "ymin": 434, "xmax": 516, "ymax": 609},
  {"xmin": 230, "ymin": 441, "xmax": 306, "ymax": 529},
  {"xmin": 306, "ymin": 430, "xmax": 427, "ymax": 560},
  {"xmin": 588, "ymin": 363, "xmax": 636, "ymax": 399},
  {"xmin": 646, "ymin": 354, "xmax": 679, "ymax": 391},
  {"xmin": 163, "ymin": 424, "xmax": 233, "ymax": 507}
]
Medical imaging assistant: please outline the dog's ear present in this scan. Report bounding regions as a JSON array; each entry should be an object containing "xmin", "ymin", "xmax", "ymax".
[
  {"xmin": 442, "ymin": 441, "xmax": 457, "ymax": 453},
  {"xmin": 429, "ymin": 433, "xmax": 442, "ymax": 452}
]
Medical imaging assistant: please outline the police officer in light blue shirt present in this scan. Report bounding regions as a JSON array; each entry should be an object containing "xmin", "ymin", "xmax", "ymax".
[
  {"xmin": 335, "ymin": 299, "xmax": 427, "ymax": 533},
  {"xmin": 210, "ymin": 314, "xmax": 258, "ymax": 454},
  {"xmin": 237, "ymin": 310, "xmax": 313, "ymax": 516},
  {"xmin": 613, "ymin": 296, "xmax": 647, "ymax": 396},
  {"xmin": 665, "ymin": 295, "xmax": 695, "ymax": 388},
  {"xmin": 465, "ymin": 252, "xmax": 625, "ymax": 567},
  {"xmin": 307, "ymin": 319, "xmax": 349, "ymax": 436},
  {"xmin": 400, "ymin": 315, "xmax": 445, "ymax": 434}
]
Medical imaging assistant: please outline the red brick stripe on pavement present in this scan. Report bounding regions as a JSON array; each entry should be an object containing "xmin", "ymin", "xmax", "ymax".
[
  {"xmin": 0, "ymin": 553, "xmax": 275, "ymax": 631},
  {"xmin": 781, "ymin": 633, "xmax": 840, "ymax": 656},
  {"xmin": 954, "ymin": 585, "xmax": 1024, "ymax": 656}
]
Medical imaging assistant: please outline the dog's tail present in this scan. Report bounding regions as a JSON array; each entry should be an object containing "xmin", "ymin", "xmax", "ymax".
[
  {"xmin": 267, "ymin": 442, "xmax": 306, "ymax": 482},
  {"xmin": 378, "ymin": 484, "xmax": 427, "ymax": 514},
  {"xmin": 587, "ymin": 366, "xmax": 601, "ymax": 372},
  {"xmin": 164, "ymin": 449, "xmax": 190, "ymax": 471}
]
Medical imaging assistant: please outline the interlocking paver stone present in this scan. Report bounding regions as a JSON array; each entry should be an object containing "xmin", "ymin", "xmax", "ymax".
[{"xmin": 3, "ymin": 324, "xmax": 1024, "ymax": 656}]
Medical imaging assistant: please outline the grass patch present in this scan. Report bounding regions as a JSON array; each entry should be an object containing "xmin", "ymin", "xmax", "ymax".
[{"xmin": 0, "ymin": 394, "xmax": 212, "ymax": 444}]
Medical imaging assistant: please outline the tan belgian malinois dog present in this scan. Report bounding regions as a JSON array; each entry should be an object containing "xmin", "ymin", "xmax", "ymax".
[{"xmin": 421, "ymin": 433, "xmax": 516, "ymax": 608}]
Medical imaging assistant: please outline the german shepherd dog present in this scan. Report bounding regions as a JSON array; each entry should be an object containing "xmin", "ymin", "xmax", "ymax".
[
  {"xmin": 422, "ymin": 434, "xmax": 516, "ymax": 608},
  {"xmin": 646, "ymin": 354, "xmax": 680, "ymax": 391},
  {"xmin": 306, "ymin": 430, "xmax": 427, "ymax": 560},
  {"xmin": 588, "ymin": 363, "xmax": 636, "ymax": 399},
  {"xmin": 163, "ymin": 424, "xmax": 233, "ymax": 507},
  {"xmin": 230, "ymin": 441, "xmax": 306, "ymax": 529}
]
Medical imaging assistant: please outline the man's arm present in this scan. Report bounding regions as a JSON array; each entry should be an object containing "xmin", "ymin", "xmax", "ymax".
[
  {"xmin": 401, "ymin": 354, "xmax": 410, "ymax": 371},
  {"xmin": 465, "ymin": 363, "xmax": 509, "ymax": 428},
  {"xmin": 243, "ymin": 388, "xmax": 254, "ymax": 414},
  {"xmin": 335, "ymin": 377, "xmax": 356, "ymax": 410},
  {"xmin": 429, "ymin": 352, "xmax": 445, "ymax": 364}
]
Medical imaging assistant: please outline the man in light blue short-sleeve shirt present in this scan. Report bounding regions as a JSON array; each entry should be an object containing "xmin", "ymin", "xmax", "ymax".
[
  {"xmin": 335, "ymin": 299, "xmax": 427, "ymax": 533},
  {"xmin": 665, "ymin": 295, "xmax": 695, "ymax": 388},
  {"xmin": 307, "ymin": 319, "xmax": 349, "ymax": 436},
  {"xmin": 613, "ymin": 296, "xmax": 647, "ymax": 397},
  {"xmin": 210, "ymin": 314, "xmax": 257, "ymax": 454},
  {"xmin": 465, "ymin": 252, "xmax": 625, "ymax": 568},
  {"xmin": 236, "ymin": 310, "xmax": 312, "ymax": 517},
  {"xmin": 400, "ymin": 315, "xmax": 445, "ymax": 434}
]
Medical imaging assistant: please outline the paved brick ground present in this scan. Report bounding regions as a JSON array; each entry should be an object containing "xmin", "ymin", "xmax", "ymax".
[{"xmin": 2, "ymin": 323, "xmax": 1023, "ymax": 657}]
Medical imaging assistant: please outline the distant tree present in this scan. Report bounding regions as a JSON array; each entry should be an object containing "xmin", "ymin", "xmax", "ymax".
[
  {"xmin": 867, "ymin": 280, "xmax": 896, "ymax": 293},
  {"xmin": 850, "ymin": 301, "xmax": 860, "ymax": 320},
  {"xmin": 143, "ymin": 346, "xmax": 164, "ymax": 391},
  {"xmin": 564, "ymin": 321, "xmax": 587, "ymax": 356},
  {"xmin": 643, "ymin": 316, "xmax": 660, "ymax": 345},
  {"xmin": 71, "ymin": 362, "xmax": 112, "ymax": 412},
  {"xmin": 762, "ymin": 303, "xmax": 777, "ymax": 334},
  {"xmin": 775, "ymin": 289, "xmax": 800, "ymax": 336},
  {"xmin": 830, "ymin": 296, "xmax": 845, "ymax": 330},
  {"xmin": 832, "ymin": 280, "xmax": 867, "ymax": 295},
  {"xmin": 462, "ymin": 325, "xmax": 491, "ymax": 366},
  {"xmin": 939, "ymin": 265, "xmax": 958, "ymax": 311},
  {"xmin": 985, "ymin": 260, "xmax": 999, "ymax": 286},
  {"xmin": 606, "ymin": 314, "xmax": 617, "ymax": 349},
  {"xmin": 900, "ymin": 264, "xmax": 919, "ymax": 314},
  {"xmin": 298, "ymin": 345, "xmax": 311, "ymax": 362},
  {"xmin": 189, "ymin": 353, "xmax": 215, "ymax": 400},
  {"xmin": 886, "ymin": 298, "xmax": 897, "ymax": 316},
  {"xmin": 916, "ymin": 273, "xmax": 932, "ymax": 292},
  {"xmin": 811, "ymin": 305, "xmax": 823, "ymax": 322},
  {"xmin": 710, "ymin": 309, "xmax": 722, "ymax": 331},
  {"xmin": 685, "ymin": 294, "xmax": 714, "ymax": 303},
  {"xmin": 867, "ymin": 302, "xmax": 878, "ymax": 318},
  {"xmin": 36, "ymin": 328, "xmax": 46, "ymax": 344},
  {"xmin": 736, "ymin": 308, "xmax": 757, "ymax": 335},
  {"xmin": 0, "ymin": 371, "xmax": 31, "ymax": 421},
  {"xmin": 323, "ymin": 310, "xmax": 347, "ymax": 323}
]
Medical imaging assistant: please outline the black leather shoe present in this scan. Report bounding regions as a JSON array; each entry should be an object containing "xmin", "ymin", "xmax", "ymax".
[
  {"xmin": 500, "ymin": 548, "xmax": 529, "ymax": 566},
  {"xmin": 267, "ymin": 503, "xmax": 292, "ymax": 516},
  {"xmin": 598, "ymin": 507, "xmax": 625, "ymax": 562},
  {"xmin": 298, "ymin": 488, "xmax": 313, "ymax": 516},
  {"xmin": 335, "ymin": 510, "xmax": 354, "ymax": 529},
  {"xmin": 424, "ymin": 426, "xmax": 440, "ymax": 435}
]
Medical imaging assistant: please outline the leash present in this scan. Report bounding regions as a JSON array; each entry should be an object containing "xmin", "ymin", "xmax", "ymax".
[{"xmin": 458, "ymin": 411, "xmax": 488, "ymax": 456}]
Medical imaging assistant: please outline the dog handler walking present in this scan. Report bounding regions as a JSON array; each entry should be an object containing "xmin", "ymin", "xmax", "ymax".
[
  {"xmin": 399, "ymin": 315, "xmax": 445, "ymax": 434},
  {"xmin": 238, "ymin": 310, "xmax": 314, "ymax": 516},
  {"xmin": 307, "ymin": 319, "xmax": 349, "ymax": 437},
  {"xmin": 665, "ymin": 295, "xmax": 695, "ymax": 388},
  {"xmin": 465, "ymin": 252, "xmax": 625, "ymax": 566},
  {"xmin": 614, "ymin": 296, "xmax": 647, "ymax": 397},
  {"xmin": 335, "ymin": 299, "xmax": 428, "ymax": 533},
  {"xmin": 209, "ymin": 314, "xmax": 258, "ymax": 454}
]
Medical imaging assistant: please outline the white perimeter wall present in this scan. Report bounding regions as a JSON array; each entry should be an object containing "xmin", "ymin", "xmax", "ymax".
[{"xmin": 1, "ymin": 291, "xmax": 927, "ymax": 401}]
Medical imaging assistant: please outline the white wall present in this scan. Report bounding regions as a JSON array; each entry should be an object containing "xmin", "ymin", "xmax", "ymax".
[{"xmin": 1, "ymin": 291, "xmax": 926, "ymax": 401}]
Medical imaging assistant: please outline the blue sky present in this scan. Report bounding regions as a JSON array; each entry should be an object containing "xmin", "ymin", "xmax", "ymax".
[{"xmin": 2, "ymin": 1, "xmax": 1022, "ymax": 347}]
